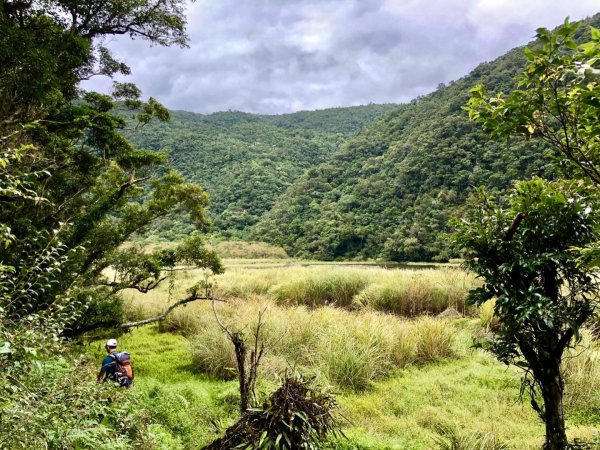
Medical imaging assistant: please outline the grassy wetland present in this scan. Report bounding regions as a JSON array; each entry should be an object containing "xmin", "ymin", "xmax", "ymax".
[{"xmin": 92, "ymin": 259, "xmax": 600, "ymax": 449}]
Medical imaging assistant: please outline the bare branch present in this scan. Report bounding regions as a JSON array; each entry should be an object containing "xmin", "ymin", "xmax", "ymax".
[
  {"xmin": 120, "ymin": 295, "xmax": 225, "ymax": 330},
  {"xmin": 212, "ymin": 298, "xmax": 234, "ymax": 340}
]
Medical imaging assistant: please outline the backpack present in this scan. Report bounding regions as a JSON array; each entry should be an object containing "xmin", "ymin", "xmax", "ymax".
[{"xmin": 110, "ymin": 351, "xmax": 134, "ymax": 387}]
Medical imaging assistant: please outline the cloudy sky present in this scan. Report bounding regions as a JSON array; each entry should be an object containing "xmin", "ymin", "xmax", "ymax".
[{"xmin": 83, "ymin": 0, "xmax": 600, "ymax": 114}]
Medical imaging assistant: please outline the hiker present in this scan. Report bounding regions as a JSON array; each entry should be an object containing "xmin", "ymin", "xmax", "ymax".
[{"xmin": 97, "ymin": 338, "xmax": 134, "ymax": 387}]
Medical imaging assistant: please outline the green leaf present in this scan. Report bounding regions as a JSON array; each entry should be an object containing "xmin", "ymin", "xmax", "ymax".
[{"xmin": 0, "ymin": 342, "xmax": 12, "ymax": 354}]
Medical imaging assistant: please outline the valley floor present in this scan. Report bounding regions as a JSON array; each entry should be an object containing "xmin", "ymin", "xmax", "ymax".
[
  {"xmin": 90, "ymin": 261, "xmax": 599, "ymax": 449},
  {"xmin": 89, "ymin": 324, "xmax": 598, "ymax": 449}
]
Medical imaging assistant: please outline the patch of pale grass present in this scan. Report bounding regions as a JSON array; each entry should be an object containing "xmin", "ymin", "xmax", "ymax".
[
  {"xmin": 563, "ymin": 330, "xmax": 600, "ymax": 410},
  {"xmin": 120, "ymin": 263, "xmax": 479, "ymax": 318},
  {"xmin": 216, "ymin": 265, "xmax": 476, "ymax": 316},
  {"xmin": 353, "ymin": 269, "xmax": 476, "ymax": 316},
  {"xmin": 151, "ymin": 297, "xmax": 458, "ymax": 390},
  {"xmin": 270, "ymin": 268, "xmax": 370, "ymax": 308},
  {"xmin": 415, "ymin": 316, "xmax": 455, "ymax": 361},
  {"xmin": 209, "ymin": 241, "xmax": 288, "ymax": 259}
]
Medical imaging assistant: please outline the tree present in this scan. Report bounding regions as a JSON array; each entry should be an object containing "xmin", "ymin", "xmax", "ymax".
[
  {"xmin": 1, "ymin": 0, "xmax": 221, "ymax": 336},
  {"xmin": 1, "ymin": 0, "xmax": 224, "ymax": 445},
  {"xmin": 454, "ymin": 179, "xmax": 600, "ymax": 449},
  {"xmin": 466, "ymin": 18, "xmax": 600, "ymax": 186},
  {"xmin": 461, "ymin": 19, "xmax": 600, "ymax": 449}
]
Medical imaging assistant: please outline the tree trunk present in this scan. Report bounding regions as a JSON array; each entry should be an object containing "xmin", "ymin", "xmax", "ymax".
[
  {"xmin": 541, "ymin": 369, "xmax": 568, "ymax": 450},
  {"xmin": 231, "ymin": 332, "xmax": 249, "ymax": 413}
]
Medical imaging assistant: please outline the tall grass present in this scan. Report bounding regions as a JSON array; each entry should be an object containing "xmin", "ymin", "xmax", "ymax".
[
  {"xmin": 209, "ymin": 241, "xmax": 288, "ymax": 259},
  {"xmin": 213, "ymin": 265, "xmax": 477, "ymax": 317},
  {"xmin": 120, "ymin": 263, "xmax": 471, "ymax": 389},
  {"xmin": 434, "ymin": 424, "xmax": 510, "ymax": 450},
  {"xmin": 271, "ymin": 271, "xmax": 369, "ymax": 308},
  {"xmin": 178, "ymin": 298, "xmax": 457, "ymax": 391},
  {"xmin": 563, "ymin": 330, "xmax": 600, "ymax": 410}
]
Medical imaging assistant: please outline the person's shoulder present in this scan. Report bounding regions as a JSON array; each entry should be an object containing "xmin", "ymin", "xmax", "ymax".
[{"xmin": 102, "ymin": 354, "xmax": 115, "ymax": 363}]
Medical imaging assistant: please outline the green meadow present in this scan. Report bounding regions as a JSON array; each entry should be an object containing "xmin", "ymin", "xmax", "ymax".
[{"xmin": 88, "ymin": 261, "xmax": 600, "ymax": 449}]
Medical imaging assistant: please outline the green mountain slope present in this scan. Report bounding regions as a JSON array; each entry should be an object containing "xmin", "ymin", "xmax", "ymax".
[
  {"xmin": 125, "ymin": 105, "xmax": 397, "ymax": 238},
  {"xmin": 251, "ymin": 15, "xmax": 600, "ymax": 261}
]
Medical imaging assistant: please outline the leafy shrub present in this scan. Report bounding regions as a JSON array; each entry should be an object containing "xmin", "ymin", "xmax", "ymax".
[{"xmin": 0, "ymin": 358, "xmax": 149, "ymax": 449}]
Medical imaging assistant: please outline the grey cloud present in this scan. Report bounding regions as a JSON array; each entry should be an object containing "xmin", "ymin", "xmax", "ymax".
[{"xmin": 82, "ymin": 0, "xmax": 600, "ymax": 114}]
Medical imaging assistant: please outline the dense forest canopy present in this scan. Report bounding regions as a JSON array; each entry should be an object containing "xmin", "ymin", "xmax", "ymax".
[{"xmin": 124, "ymin": 105, "xmax": 397, "ymax": 238}]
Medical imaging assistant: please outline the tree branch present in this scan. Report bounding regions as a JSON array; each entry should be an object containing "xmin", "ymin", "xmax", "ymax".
[
  {"xmin": 120, "ymin": 295, "xmax": 226, "ymax": 330},
  {"xmin": 503, "ymin": 212, "xmax": 524, "ymax": 242},
  {"xmin": 117, "ymin": 170, "xmax": 151, "ymax": 198}
]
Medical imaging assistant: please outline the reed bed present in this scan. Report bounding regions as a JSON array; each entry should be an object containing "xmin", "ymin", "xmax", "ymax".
[
  {"xmin": 180, "ymin": 298, "xmax": 457, "ymax": 390},
  {"xmin": 215, "ymin": 265, "xmax": 478, "ymax": 317},
  {"xmin": 121, "ymin": 264, "xmax": 475, "ymax": 389}
]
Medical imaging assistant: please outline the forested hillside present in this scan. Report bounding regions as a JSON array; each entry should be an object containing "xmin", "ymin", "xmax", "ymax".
[
  {"xmin": 125, "ymin": 105, "xmax": 396, "ymax": 238},
  {"xmin": 251, "ymin": 15, "xmax": 600, "ymax": 261}
]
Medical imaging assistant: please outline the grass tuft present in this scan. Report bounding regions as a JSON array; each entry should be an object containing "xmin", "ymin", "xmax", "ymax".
[{"xmin": 433, "ymin": 424, "xmax": 510, "ymax": 450}]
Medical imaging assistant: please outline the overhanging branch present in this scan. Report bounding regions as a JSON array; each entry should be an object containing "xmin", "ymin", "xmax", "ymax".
[{"xmin": 120, "ymin": 295, "xmax": 226, "ymax": 330}]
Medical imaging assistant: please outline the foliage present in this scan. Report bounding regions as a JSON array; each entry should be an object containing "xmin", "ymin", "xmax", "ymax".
[
  {"xmin": 460, "ymin": 19, "xmax": 600, "ymax": 449},
  {"xmin": 0, "ymin": 358, "xmax": 150, "ymax": 450},
  {"xmin": 251, "ymin": 14, "xmax": 600, "ymax": 262},
  {"xmin": 454, "ymin": 178, "xmax": 600, "ymax": 448},
  {"xmin": 0, "ymin": 0, "xmax": 222, "ymax": 448},
  {"xmin": 0, "ymin": 0, "xmax": 222, "ymax": 337},
  {"xmin": 466, "ymin": 19, "xmax": 600, "ymax": 187},
  {"xmin": 125, "ymin": 105, "xmax": 397, "ymax": 239},
  {"xmin": 203, "ymin": 373, "xmax": 341, "ymax": 450}
]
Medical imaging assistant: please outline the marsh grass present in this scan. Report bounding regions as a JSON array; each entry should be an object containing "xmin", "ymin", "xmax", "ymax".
[
  {"xmin": 120, "ymin": 264, "xmax": 474, "ymax": 390},
  {"xmin": 433, "ymin": 424, "xmax": 510, "ymax": 450},
  {"xmin": 161, "ymin": 297, "xmax": 458, "ymax": 391},
  {"xmin": 214, "ymin": 265, "xmax": 477, "ymax": 316},
  {"xmin": 100, "ymin": 317, "xmax": 600, "ymax": 449},
  {"xmin": 563, "ymin": 330, "xmax": 600, "ymax": 413},
  {"xmin": 415, "ymin": 316, "xmax": 456, "ymax": 361},
  {"xmin": 271, "ymin": 270, "xmax": 370, "ymax": 308}
]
